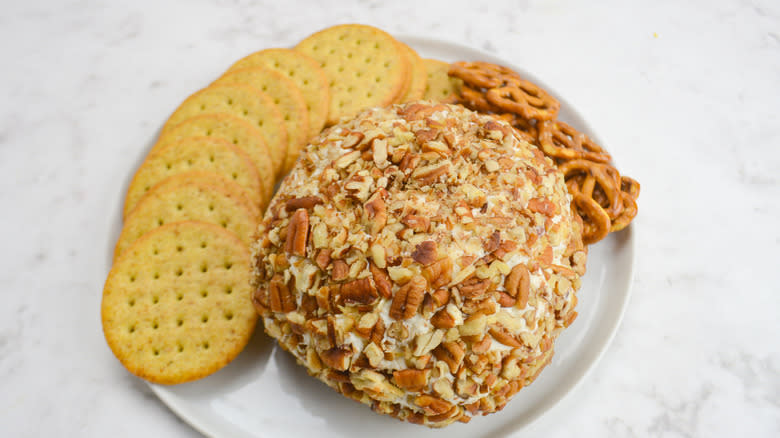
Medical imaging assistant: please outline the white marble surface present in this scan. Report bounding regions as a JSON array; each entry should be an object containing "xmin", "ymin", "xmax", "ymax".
[{"xmin": 1, "ymin": 0, "xmax": 778, "ymax": 436}]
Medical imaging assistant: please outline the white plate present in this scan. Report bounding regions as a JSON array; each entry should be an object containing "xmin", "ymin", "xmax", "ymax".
[{"xmin": 138, "ymin": 35, "xmax": 635, "ymax": 438}]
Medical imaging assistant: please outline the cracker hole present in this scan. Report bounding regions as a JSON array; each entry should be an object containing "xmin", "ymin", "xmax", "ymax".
[
  {"xmin": 209, "ymin": 155, "xmax": 215, "ymax": 162},
  {"xmin": 177, "ymin": 294, "xmax": 183, "ymax": 301},
  {"xmin": 208, "ymin": 204, "xmax": 215, "ymax": 211},
  {"xmin": 339, "ymin": 34, "xmax": 345, "ymax": 41},
  {"xmin": 243, "ymin": 109, "xmax": 249, "ymax": 116},
  {"xmin": 338, "ymin": 101, "xmax": 344, "ymax": 108},
  {"xmin": 356, "ymin": 39, "xmax": 362, "ymax": 45},
  {"xmin": 177, "ymin": 318, "xmax": 183, "ymax": 326},
  {"xmin": 320, "ymin": 61, "xmax": 326, "ymax": 68},
  {"xmin": 128, "ymin": 298, "xmax": 135, "ymax": 307},
  {"xmin": 329, "ymin": 48, "xmax": 335, "ymax": 54},
  {"xmin": 262, "ymin": 85, "xmax": 268, "ymax": 91},
  {"xmin": 347, "ymin": 86, "xmax": 353, "ymax": 92},
  {"xmin": 128, "ymin": 325, "xmax": 135, "ymax": 333},
  {"xmin": 225, "ymin": 312, "xmax": 234, "ymax": 321},
  {"xmin": 232, "ymin": 138, "xmax": 238, "ymax": 145},
  {"xmin": 129, "ymin": 275, "xmax": 135, "ymax": 283},
  {"xmin": 224, "ymin": 262, "xmax": 233, "ymax": 270},
  {"xmin": 152, "ymin": 296, "xmax": 159, "ymax": 304},
  {"xmin": 356, "ymin": 72, "xmax": 362, "ymax": 78},
  {"xmin": 157, "ymin": 218, "xmax": 164, "ymax": 226},
  {"xmin": 153, "ymin": 349, "xmax": 159, "ymax": 356},
  {"xmin": 347, "ymin": 53, "xmax": 353, "ymax": 59},
  {"xmin": 203, "ymin": 342, "xmax": 210, "ymax": 350},
  {"xmin": 153, "ymin": 248, "xmax": 159, "ymax": 255},
  {"xmin": 274, "ymin": 61, "xmax": 280, "ymax": 67},
  {"xmin": 365, "ymin": 57, "xmax": 371, "ymax": 64},
  {"xmin": 178, "ymin": 344, "xmax": 184, "ymax": 352},
  {"xmin": 176, "ymin": 204, "xmax": 183, "ymax": 211},
  {"xmin": 201, "ymin": 264, "xmax": 208, "ymax": 273},
  {"xmin": 443, "ymin": 90, "xmax": 450, "ymax": 96},
  {"xmin": 303, "ymin": 79, "xmax": 309, "ymax": 85},
  {"xmin": 176, "ymin": 245, "xmax": 183, "ymax": 252},
  {"xmin": 200, "ymin": 104, "xmax": 206, "ymax": 110},
  {"xmin": 227, "ymin": 98, "xmax": 234, "ymax": 105},
  {"xmin": 258, "ymin": 120, "xmax": 264, "ymax": 127},
  {"xmin": 312, "ymin": 45, "xmax": 319, "ymax": 50},
  {"xmin": 284, "ymin": 115, "xmax": 290, "ymax": 121},
  {"xmin": 165, "ymin": 163, "xmax": 172, "ymax": 170},
  {"xmin": 201, "ymin": 241, "xmax": 207, "ymax": 248},
  {"xmin": 153, "ymin": 272, "xmax": 159, "ymax": 279},
  {"xmin": 202, "ymin": 315, "xmax": 209, "ymax": 323},
  {"xmin": 329, "ymin": 80, "xmax": 335, "ymax": 87},
  {"xmin": 206, "ymin": 129, "xmax": 213, "ymax": 135},
  {"xmin": 176, "ymin": 268, "xmax": 183, "ymax": 276},
  {"xmin": 186, "ymin": 159, "xmax": 193, "ymax": 165},
  {"xmin": 232, "ymin": 172, "xmax": 238, "ymax": 179},
  {"xmin": 152, "ymin": 321, "xmax": 159, "ymax": 330},
  {"xmin": 375, "ymin": 77, "xmax": 382, "ymax": 83},
  {"xmin": 374, "ymin": 43, "xmax": 379, "ymax": 49},
  {"xmin": 221, "ymin": 220, "xmax": 228, "ymax": 228},
  {"xmin": 289, "ymin": 70, "xmax": 295, "ymax": 77},
  {"xmin": 225, "ymin": 286, "xmax": 233, "ymax": 295},
  {"xmin": 367, "ymin": 92, "xmax": 372, "ymax": 98},
  {"xmin": 201, "ymin": 290, "xmax": 208, "ymax": 298},
  {"xmin": 338, "ymin": 66, "xmax": 344, "ymax": 73},
  {"xmin": 274, "ymin": 98, "xmax": 280, "ymax": 105}
]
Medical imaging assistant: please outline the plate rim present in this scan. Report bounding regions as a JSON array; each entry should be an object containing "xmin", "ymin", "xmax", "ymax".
[{"xmin": 147, "ymin": 33, "xmax": 636, "ymax": 438}]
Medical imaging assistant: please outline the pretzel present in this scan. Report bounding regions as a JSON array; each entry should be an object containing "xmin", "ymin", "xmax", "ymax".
[
  {"xmin": 495, "ymin": 113, "xmax": 538, "ymax": 144},
  {"xmin": 558, "ymin": 160, "xmax": 623, "ymax": 219},
  {"xmin": 485, "ymin": 81, "xmax": 560, "ymax": 121},
  {"xmin": 459, "ymin": 85, "xmax": 501, "ymax": 113},
  {"xmin": 538, "ymin": 120, "xmax": 611, "ymax": 163},
  {"xmin": 448, "ymin": 61, "xmax": 521, "ymax": 89},
  {"xmin": 620, "ymin": 176, "xmax": 640, "ymax": 201},
  {"xmin": 571, "ymin": 193, "xmax": 610, "ymax": 245},
  {"xmin": 610, "ymin": 191, "xmax": 637, "ymax": 232}
]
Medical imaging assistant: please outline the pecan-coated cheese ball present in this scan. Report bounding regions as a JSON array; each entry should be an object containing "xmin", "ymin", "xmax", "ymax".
[{"xmin": 251, "ymin": 102, "xmax": 586, "ymax": 427}]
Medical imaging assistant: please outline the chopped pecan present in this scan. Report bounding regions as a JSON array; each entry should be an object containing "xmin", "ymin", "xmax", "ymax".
[
  {"xmin": 431, "ymin": 308, "xmax": 456, "ymax": 329},
  {"xmin": 315, "ymin": 286, "xmax": 330, "ymax": 312},
  {"xmin": 527, "ymin": 197, "xmax": 556, "ymax": 216},
  {"xmin": 431, "ymin": 288, "xmax": 450, "ymax": 307},
  {"xmin": 401, "ymin": 214, "xmax": 430, "ymax": 232},
  {"xmin": 415, "ymin": 128, "xmax": 439, "ymax": 143},
  {"xmin": 314, "ymin": 248, "xmax": 332, "ymax": 270},
  {"xmin": 412, "ymin": 162, "xmax": 450, "ymax": 185},
  {"xmin": 339, "ymin": 277, "xmax": 378, "ymax": 305},
  {"xmin": 284, "ymin": 209, "xmax": 309, "ymax": 257},
  {"xmin": 372, "ymin": 138, "xmax": 388, "ymax": 168},
  {"xmin": 392, "ymin": 369, "xmax": 429, "ymax": 392},
  {"xmin": 564, "ymin": 310, "xmax": 578, "ymax": 327},
  {"xmin": 458, "ymin": 277, "xmax": 491, "ymax": 298},
  {"xmin": 269, "ymin": 274, "xmax": 296, "ymax": 313},
  {"xmin": 335, "ymin": 150, "xmax": 361, "ymax": 168},
  {"xmin": 411, "ymin": 241, "xmax": 438, "ymax": 266},
  {"xmin": 415, "ymin": 394, "xmax": 452, "ymax": 416},
  {"xmin": 369, "ymin": 318, "xmax": 385, "ymax": 345},
  {"xmin": 537, "ymin": 245, "xmax": 553, "ymax": 266},
  {"xmin": 285, "ymin": 196, "xmax": 323, "ymax": 211},
  {"xmin": 488, "ymin": 325, "xmax": 523, "ymax": 348},
  {"xmin": 484, "ymin": 230, "xmax": 501, "ymax": 253},
  {"xmin": 389, "ymin": 275, "xmax": 426, "ymax": 320},
  {"xmin": 300, "ymin": 294, "xmax": 318, "ymax": 318},
  {"xmin": 399, "ymin": 152, "xmax": 420, "ymax": 173},
  {"xmin": 505, "ymin": 264, "xmax": 530, "ymax": 309},
  {"xmin": 497, "ymin": 291, "xmax": 516, "ymax": 307},
  {"xmin": 341, "ymin": 131, "xmax": 365, "ymax": 149},
  {"xmin": 331, "ymin": 259, "xmax": 349, "ymax": 281},
  {"xmin": 472, "ymin": 335, "xmax": 492, "ymax": 354},
  {"xmin": 369, "ymin": 262, "xmax": 393, "ymax": 298},
  {"xmin": 319, "ymin": 346, "xmax": 352, "ymax": 371},
  {"xmin": 422, "ymin": 257, "xmax": 452, "ymax": 289},
  {"xmin": 364, "ymin": 189, "xmax": 387, "ymax": 235},
  {"xmin": 251, "ymin": 286, "xmax": 269, "ymax": 314},
  {"xmin": 433, "ymin": 341, "xmax": 465, "ymax": 373}
]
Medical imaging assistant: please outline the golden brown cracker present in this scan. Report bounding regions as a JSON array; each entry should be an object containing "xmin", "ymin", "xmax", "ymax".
[
  {"xmin": 115, "ymin": 171, "xmax": 259, "ymax": 259},
  {"xmin": 422, "ymin": 58, "xmax": 462, "ymax": 102},
  {"xmin": 124, "ymin": 136, "xmax": 264, "ymax": 219},
  {"xmin": 214, "ymin": 67, "xmax": 310, "ymax": 173},
  {"xmin": 295, "ymin": 24, "xmax": 410, "ymax": 125},
  {"xmin": 399, "ymin": 43, "xmax": 427, "ymax": 102},
  {"xmin": 160, "ymin": 84, "xmax": 288, "ymax": 176},
  {"xmin": 226, "ymin": 48, "xmax": 329, "ymax": 140},
  {"xmin": 102, "ymin": 221, "xmax": 257, "ymax": 385},
  {"xmin": 151, "ymin": 114, "xmax": 274, "ymax": 200}
]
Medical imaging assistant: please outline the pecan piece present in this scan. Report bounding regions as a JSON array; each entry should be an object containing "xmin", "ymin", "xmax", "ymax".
[
  {"xmin": 415, "ymin": 128, "xmax": 439, "ymax": 143},
  {"xmin": 458, "ymin": 277, "xmax": 491, "ymax": 298},
  {"xmin": 527, "ymin": 197, "xmax": 556, "ymax": 216},
  {"xmin": 505, "ymin": 264, "xmax": 530, "ymax": 309},
  {"xmin": 392, "ymin": 369, "xmax": 429, "ymax": 392},
  {"xmin": 433, "ymin": 341, "xmax": 465, "ymax": 373},
  {"xmin": 488, "ymin": 325, "xmax": 523, "ymax": 348},
  {"xmin": 389, "ymin": 275, "xmax": 426, "ymax": 320},
  {"xmin": 412, "ymin": 162, "xmax": 450, "ymax": 185},
  {"xmin": 401, "ymin": 214, "xmax": 430, "ymax": 232},
  {"xmin": 411, "ymin": 241, "xmax": 438, "ymax": 266},
  {"xmin": 341, "ymin": 131, "xmax": 365, "ymax": 149},
  {"xmin": 370, "ymin": 262, "xmax": 393, "ymax": 298},
  {"xmin": 364, "ymin": 189, "xmax": 387, "ymax": 235},
  {"xmin": 422, "ymin": 257, "xmax": 452, "ymax": 289},
  {"xmin": 251, "ymin": 286, "xmax": 269, "ymax": 314},
  {"xmin": 314, "ymin": 248, "xmax": 332, "ymax": 270},
  {"xmin": 285, "ymin": 196, "xmax": 323, "ymax": 211},
  {"xmin": 339, "ymin": 277, "xmax": 378, "ymax": 305},
  {"xmin": 369, "ymin": 318, "xmax": 385, "ymax": 345},
  {"xmin": 319, "ymin": 346, "xmax": 352, "ymax": 371},
  {"xmin": 430, "ymin": 308, "xmax": 456, "ymax": 329},
  {"xmin": 415, "ymin": 394, "xmax": 452, "ymax": 416},
  {"xmin": 484, "ymin": 230, "xmax": 501, "ymax": 253},
  {"xmin": 269, "ymin": 274, "xmax": 296, "ymax": 313},
  {"xmin": 431, "ymin": 288, "xmax": 450, "ymax": 307},
  {"xmin": 331, "ymin": 259, "xmax": 349, "ymax": 281},
  {"xmin": 284, "ymin": 208, "xmax": 309, "ymax": 257},
  {"xmin": 399, "ymin": 152, "xmax": 420, "ymax": 173}
]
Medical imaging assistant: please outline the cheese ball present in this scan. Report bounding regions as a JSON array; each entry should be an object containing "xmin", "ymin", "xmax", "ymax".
[{"xmin": 251, "ymin": 102, "xmax": 586, "ymax": 427}]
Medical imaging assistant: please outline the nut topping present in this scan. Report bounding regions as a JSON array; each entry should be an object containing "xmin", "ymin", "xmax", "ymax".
[
  {"xmin": 389, "ymin": 275, "xmax": 426, "ymax": 320},
  {"xmin": 284, "ymin": 208, "xmax": 309, "ymax": 257}
]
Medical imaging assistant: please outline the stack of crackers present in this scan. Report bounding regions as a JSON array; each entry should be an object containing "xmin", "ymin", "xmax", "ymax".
[{"xmin": 102, "ymin": 24, "xmax": 462, "ymax": 384}]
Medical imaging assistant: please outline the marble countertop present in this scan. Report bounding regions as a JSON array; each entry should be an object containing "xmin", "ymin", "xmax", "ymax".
[{"xmin": 2, "ymin": 0, "xmax": 778, "ymax": 436}]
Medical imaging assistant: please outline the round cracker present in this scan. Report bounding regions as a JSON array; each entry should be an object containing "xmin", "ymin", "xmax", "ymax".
[
  {"xmin": 295, "ymin": 24, "xmax": 410, "ymax": 125},
  {"xmin": 214, "ymin": 67, "xmax": 310, "ymax": 173},
  {"xmin": 422, "ymin": 58, "xmax": 462, "ymax": 102},
  {"xmin": 102, "ymin": 221, "xmax": 257, "ymax": 385},
  {"xmin": 399, "ymin": 43, "xmax": 427, "ymax": 103},
  {"xmin": 151, "ymin": 114, "xmax": 274, "ymax": 200},
  {"xmin": 115, "ymin": 171, "xmax": 259, "ymax": 260},
  {"xmin": 124, "ymin": 137, "xmax": 264, "ymax": 219},
  {"xmin": 160, "ymin": 84, "xmax": 288, "ymax": 176},
  {"xmin": 225, "ymin": 48, "xmax": 329, "ymax": 139}
]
